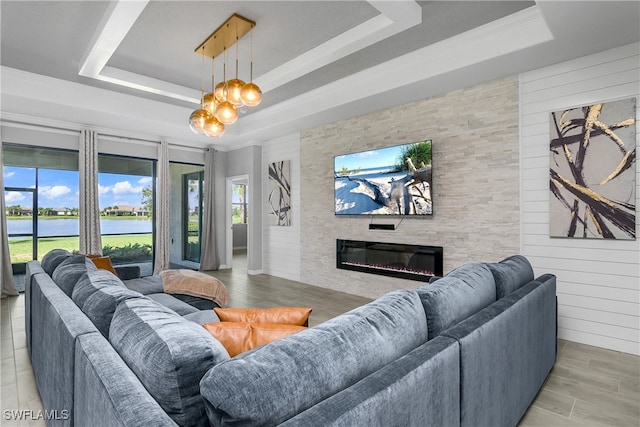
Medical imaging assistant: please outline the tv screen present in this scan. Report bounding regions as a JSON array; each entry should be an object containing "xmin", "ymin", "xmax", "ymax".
[{"xmin": 334, "ymin": 140, "xmax": 432, "ymax": 215}]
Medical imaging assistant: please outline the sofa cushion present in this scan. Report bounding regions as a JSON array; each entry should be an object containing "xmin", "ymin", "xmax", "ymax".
[
  {"xmin": 203, "ymin": 321, "xmax": 306, "ymax": 357},
  {"xmin": 71, "ymin": 270, "xmax": 143, "ymax": 337},
  {"xmin": 214, "ymin": 307, "xmax": 312, "ymax": 326},
  {"xmin": 41, "ymin": 249, "xmax": 72, "ymax": 276},
  {"xmin": 199, "ymin": 289, "xmax": 429, "ymax": 426},
  {"xmin": 147, "ymin": 293, "xmax": 199, "ymax": 316},
  {"xmin": 109, "ymin": 298, "xmax": 229, "ymax": 427},
  {"xmin": 486, "ymin": 255, "xmax": 535, "ymax": 299},
  {"xmin": 417, "ymin": 262, "xmax": 496, "ymax": 339},
  {"xmin": 183, "ymin": 309, "xmax": 220, "ymax": 325},
  {"xmin": 52, "ymin": 255, "xmax": 98, "ymax": 297},
  {"xmin": 123, "ymin": 275, "xmax": 164, "ymax": 295}
]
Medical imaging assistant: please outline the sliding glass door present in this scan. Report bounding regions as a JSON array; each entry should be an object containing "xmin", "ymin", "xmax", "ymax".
[{"xmin": 169, "ymin": 163, "xmax": 204, "ymax": 267}]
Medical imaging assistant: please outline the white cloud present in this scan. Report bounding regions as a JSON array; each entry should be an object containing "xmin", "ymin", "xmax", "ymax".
[
  {"xmin": 3, "ymin": 170, "xmax": 15, "ymax": 179},
  {"xmin": 39, "ymin": 185, "xmax": 72, "ymax": 199},
  {"xmin": 353, "ymin": 151, "xmax": 378, "ymax": 158},
  {"xmin": 137, "ymin": 177, "xmax": 152, "ymax": 185},
  {"xmin": 5, "ymin": 191, "xmax": 25, "ymax": 203},
  {"xmin": 98, "ymin": 184, "xmax": 112, "ymax": 195},
  {"xmin": 112, "ymin": 181, "xmax": 143, "ymax": 195}
]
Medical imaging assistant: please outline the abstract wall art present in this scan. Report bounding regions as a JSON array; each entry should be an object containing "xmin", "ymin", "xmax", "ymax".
[
  {"xmin": 268, "ymin": 160, "xmax": 291, "ymax": 226},
  {"xmin": 549, "ymin": 97, "xmax": 637, "ymax": 240}
]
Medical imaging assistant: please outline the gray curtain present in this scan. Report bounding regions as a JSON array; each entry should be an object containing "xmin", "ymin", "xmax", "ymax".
[
  {"xmin": 153, "ymin": 139, "xmax": 170, "ymax": 274},
  {"xmin": 199, "ymin": 147, "xmax": 219, "ymax": 271},
  {"xmin": 1, "ymin": 141, "xmax": 19, "ymax": 297},
  {"xmin": 79, "ymin": 130, "xmax": 103, "ymax": 254}
]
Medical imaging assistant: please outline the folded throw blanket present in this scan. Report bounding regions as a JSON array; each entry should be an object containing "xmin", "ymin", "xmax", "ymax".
[{"xmin": 160, "ymin": 269, "xmax": 229, "ymax": 308}]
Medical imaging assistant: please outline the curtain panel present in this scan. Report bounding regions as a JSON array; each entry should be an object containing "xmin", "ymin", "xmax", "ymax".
[
  {"xmin": 153, "ymin": 139, "xmax": 170, "ymax": 274},
  {"xmin": 1, "ymin": 140, "xmax": 19, "ymax": 297},
  {"xmin": 199, "ymin": 148, "xmax": 219, "ymax": 271},
  {"xmin": 79, "ymin": 130, "xmax": 103, "ymax": 255}
]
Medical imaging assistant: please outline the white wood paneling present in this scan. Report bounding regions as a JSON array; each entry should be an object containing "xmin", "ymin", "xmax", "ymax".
[
  {"xmin": 520, "ymin": 42, "xmax": 640, "ymax": 355},
  {"xmin": 262, "ymin": 133, "xmax": 301, "ymax": 282}
]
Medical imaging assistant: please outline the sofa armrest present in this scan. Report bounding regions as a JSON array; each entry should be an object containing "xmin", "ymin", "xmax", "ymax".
[{"xmin": 115, "ymin": 265, "xmax": 141, "ymax": 280}]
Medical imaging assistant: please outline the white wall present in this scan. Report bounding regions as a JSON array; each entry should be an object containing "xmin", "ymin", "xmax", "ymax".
[
  {"xmin": 261, "ymin": 133, "xmax": 301, "ymax": 282},
  {"xmin": 520, "ymin": 42, "xmax": 640, "ymax": 355}
]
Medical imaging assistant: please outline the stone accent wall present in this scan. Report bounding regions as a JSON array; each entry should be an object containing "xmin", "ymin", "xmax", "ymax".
[{"xmin": 300, "ymin": 76, "xmax": 520, "ymax": 298}]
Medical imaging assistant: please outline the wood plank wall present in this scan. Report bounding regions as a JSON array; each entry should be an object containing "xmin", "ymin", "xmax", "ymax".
[
  {"xmin": 519, "ymin": 42, "xmax": 640, "ymax": 355},
  {"xmin": 262, "ymin": 133, "xmax": 302, "ymax": 281}
]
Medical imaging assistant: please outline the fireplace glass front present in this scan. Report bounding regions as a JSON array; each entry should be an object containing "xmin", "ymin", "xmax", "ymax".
[{"xmin": 336, "ymin": 239, "xmax": 443, "ymax": 281}]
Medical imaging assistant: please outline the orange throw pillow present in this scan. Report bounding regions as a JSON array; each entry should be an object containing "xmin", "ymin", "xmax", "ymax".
[
  {"xmin": 213, "ymin": 307, "xmax": 312, "ymax": 326},
  {"xmin": 203, "ymin": 322, "xmax": 305, "ymax": 357},
  {"xmin": 88, "ymin": 256, "xmax": 119, "ymax": 277}
]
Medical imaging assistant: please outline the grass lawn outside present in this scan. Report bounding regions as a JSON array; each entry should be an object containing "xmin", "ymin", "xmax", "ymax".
[{"xmin": 8, "ymin": 234, "xmax": 153, "ymax": 263}]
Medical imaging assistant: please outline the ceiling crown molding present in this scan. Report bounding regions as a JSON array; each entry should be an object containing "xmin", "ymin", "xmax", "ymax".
[{"xmin": 77, "ymin": 0, "xmax": 422, "ymax": 104}]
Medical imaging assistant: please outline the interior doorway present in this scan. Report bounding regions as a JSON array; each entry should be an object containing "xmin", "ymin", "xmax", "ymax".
[{"xmin": 225, "ymin": 175, "xmax": 249, "ymax": 271}]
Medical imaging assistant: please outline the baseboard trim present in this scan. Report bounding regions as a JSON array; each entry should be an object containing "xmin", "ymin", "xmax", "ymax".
[{"xmin": 247, "ymin": 269, "xmax": 263, "ymax": 275}]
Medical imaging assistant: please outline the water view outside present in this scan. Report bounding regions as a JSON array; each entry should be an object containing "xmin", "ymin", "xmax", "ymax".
[{"xmin": 7, "ymin": 219, "xmax": 152, "ymax": 263}]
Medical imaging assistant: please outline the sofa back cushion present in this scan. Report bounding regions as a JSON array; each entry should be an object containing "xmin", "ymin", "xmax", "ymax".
[
  {"xmin": 109, "ymin": 298, "xmax": 229, "ymax": 427},
  {"xmin": 417, "ymin": 262, "xmax": 496, "ymax": 339},
  {"xmin": 52, "ymin": 255, "xmax": 98, "ymax": 296},
  {"xmin": 486, "ymin": 255, "xmax": 535, "ymax": 299},
  {"xmin": 71, "ymin": 270, "xmax": 142, "ymax": 337},
  {"xmin": 199, "ymin": 290, "xmax": 429, "ymax": 426},
  {"xmin": 41, "ymin": 249, "xmax": 72, "ymax": 276}
]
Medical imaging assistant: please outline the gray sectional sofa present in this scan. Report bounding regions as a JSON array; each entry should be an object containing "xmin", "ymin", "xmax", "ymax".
[{"xmin": 25, "ymin": 250, "xmax": 556, "ymax": 427}]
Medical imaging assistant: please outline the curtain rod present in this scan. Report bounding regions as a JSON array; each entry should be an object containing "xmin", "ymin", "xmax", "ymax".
[{"xmin": 1, "ymin": 118, "xmax": 206, "ymax": 152}]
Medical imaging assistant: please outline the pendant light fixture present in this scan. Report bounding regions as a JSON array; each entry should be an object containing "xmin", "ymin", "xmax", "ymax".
[
  {"xmin": 215, "ymin": 48, "xmax": 238, "ymax": 125},
  {"xmin": 241, "ymin": 29, "xmax": 262, "ymax": 107},
  {"xmin": 189, "ymin": 46, "xmax": 213, "ymax": 134},
  {"xmin": 225, "ymin": 29, "xmax": 246, "ymax": 107},
  {"xmin": 188, "ymin": 14, "xmax": 261, "ymax": 138},
  {"xmin": 203, "ymin": 55, "xmax": 225, "ymax": 137}
]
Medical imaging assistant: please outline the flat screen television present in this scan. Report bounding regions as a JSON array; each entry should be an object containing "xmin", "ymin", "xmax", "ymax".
[{"xmin": 334, "ymin": 140, "xmax": 432, "ymax": 215}]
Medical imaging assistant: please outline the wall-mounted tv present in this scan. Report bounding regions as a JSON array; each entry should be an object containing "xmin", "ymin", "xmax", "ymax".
[{"xmin": 334, "ymin": 140, "xmax": 432, "ymax": 215}]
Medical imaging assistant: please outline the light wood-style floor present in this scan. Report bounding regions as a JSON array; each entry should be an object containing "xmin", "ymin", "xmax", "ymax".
[{"xmin": 1, "ymin": 252, "xmax": 638, "ymax": 426}]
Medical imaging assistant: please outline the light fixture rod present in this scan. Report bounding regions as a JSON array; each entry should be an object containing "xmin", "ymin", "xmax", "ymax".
[{"xmin": 195, "ymin": 13, "xmax": 255, "ymax": 59}]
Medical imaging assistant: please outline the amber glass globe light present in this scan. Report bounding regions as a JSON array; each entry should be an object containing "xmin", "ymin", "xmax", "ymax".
[
  {"xmin": 215, "ymin": 100, "xmax": 238, "ymax": 125},
  {"xmin": 241, "ymin": 82, "xmax": 262, "ymax": 107},
  {"xmin": 202, "ymin": 93, "xmax": 217, "ymax": 114},
  {"xmin": 203, "ymin": 116, "xmax": 225, "ymax": 137},
  {"xmin": 189, "ymin": 109, "xmax": 211, "ymax": 134},
  {"xmin": 214, "ymin": 82, "xmax": 227, "ymax": 102},
  {"xmin": 226, "ymin": 78, "xmax": 245, "ymax": 106}
]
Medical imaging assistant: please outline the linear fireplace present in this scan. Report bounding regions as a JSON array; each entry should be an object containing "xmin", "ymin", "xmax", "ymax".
[{"xmin": 336, "ymin": 240, "xmax": 443, "ymax": 281}]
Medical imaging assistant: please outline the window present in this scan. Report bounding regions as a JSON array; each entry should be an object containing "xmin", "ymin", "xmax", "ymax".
[
  {"xmin": 98, "ymin": 154, "xmax": 155, "ymax": 265},
  {"xmin": 3, "ymin": 144, "xmax": 79, "ymax": 272},
  {"xmin": 232, "ymin": 184, "xmax": 248, "ymax": 224}
]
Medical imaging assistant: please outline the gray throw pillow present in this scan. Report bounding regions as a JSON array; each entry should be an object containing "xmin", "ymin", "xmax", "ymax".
[
  {"xmin": 109, "ymin": 298, "xmax": 229, "ymax": 427},
  {"xmin": 52, "ymin": 255, "xmax": 98, "ymax": 296},
  {"xmin": 41, "ymin": 249, "xmax": 72, "ymax": 276},
  {"xmin": 486, "ymin": 255, "xmax": 535, "ymax": 299},
  {"xmin": 417, "ymin": 262, "xmax": 496, "ymax": 339}
]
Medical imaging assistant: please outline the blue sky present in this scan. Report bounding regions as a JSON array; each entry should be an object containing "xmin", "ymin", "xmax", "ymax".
[
  {"xmin": 334, "ymin": 145, "xmax": 406, "ymax": 172},
  {"xmin": 3, "ymin": 166, "xmax": 152, "ymax": 209}
]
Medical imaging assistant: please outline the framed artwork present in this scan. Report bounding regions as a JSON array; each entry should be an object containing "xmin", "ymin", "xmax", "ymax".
[
  {"xmin": 268, "ymin": 160, "xmax": 291, "ymax": 226},
  {"xmin": 549, "ymin": 97, "xmax": 636, "ymax": 240}
]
